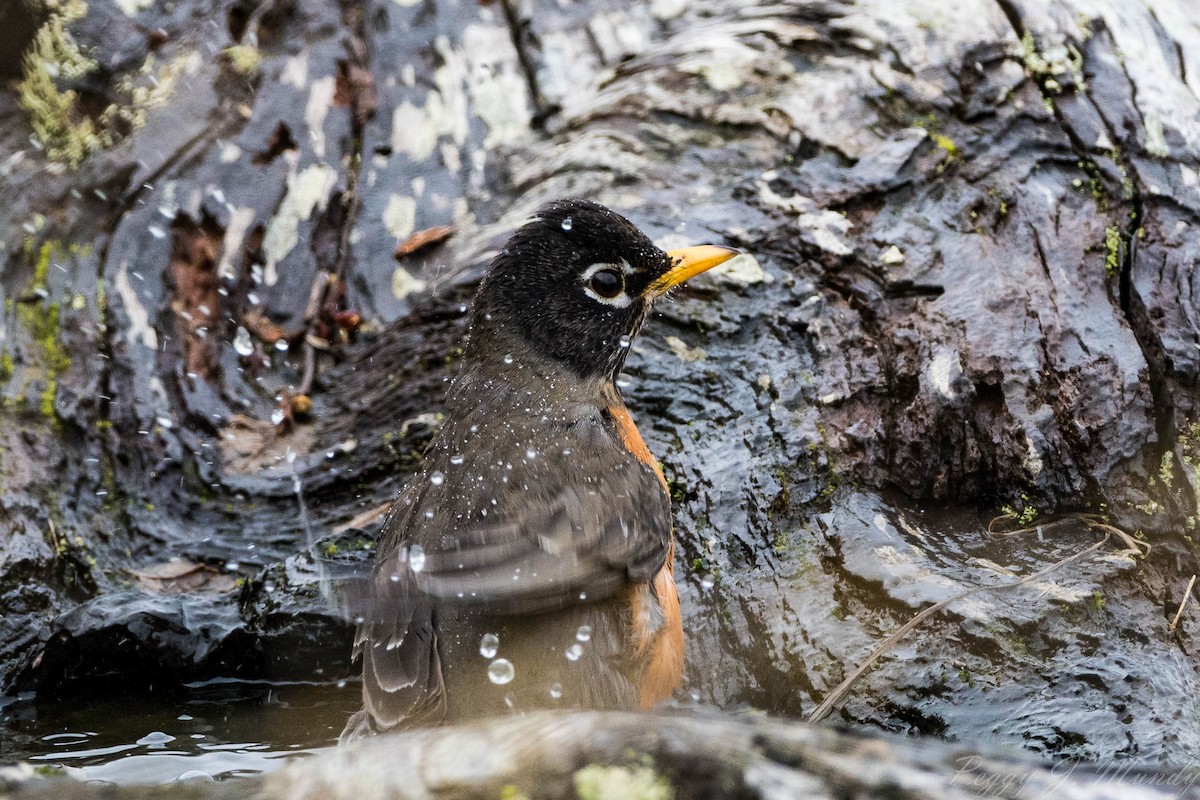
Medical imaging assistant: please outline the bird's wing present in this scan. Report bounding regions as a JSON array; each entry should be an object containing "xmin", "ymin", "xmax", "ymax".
[
  {"xmin": 349, "ymin": 405, "xmax": 671, "ymax": 730},
  {"xmin": 386, "ymin": 406, "xmax": 671, "ymax": 613}
]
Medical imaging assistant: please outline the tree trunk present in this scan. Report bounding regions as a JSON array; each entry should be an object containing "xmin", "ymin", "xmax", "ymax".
[{"xmin": 1, "ymin": 0, "xmax": 1199, "ymax": 764}]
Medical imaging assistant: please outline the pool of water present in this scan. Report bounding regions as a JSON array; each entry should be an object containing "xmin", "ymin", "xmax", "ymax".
[{"xmin": 0, "ymin": 679, "xmax": 362, "ymax": 784}]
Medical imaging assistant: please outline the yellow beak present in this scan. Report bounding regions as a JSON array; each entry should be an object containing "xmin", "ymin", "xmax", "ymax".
[{"xmin": 649, "ymin": 245, "xmax": 742, "ymax": 297}]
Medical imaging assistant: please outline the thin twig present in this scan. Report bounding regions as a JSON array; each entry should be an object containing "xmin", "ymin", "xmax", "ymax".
[
  {"xmin": 807, "ymin": 516, "xmax": 1146, "ymax": 724},
  {"xmin": 1169, "ymin": 574, "xmax": 1197, "ymax": 633}
]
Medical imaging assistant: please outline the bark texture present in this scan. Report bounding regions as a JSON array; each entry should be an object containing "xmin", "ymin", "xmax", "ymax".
[{"xmin": 1, "ymin": 0, "xmax": 1199, "ymax": 768}]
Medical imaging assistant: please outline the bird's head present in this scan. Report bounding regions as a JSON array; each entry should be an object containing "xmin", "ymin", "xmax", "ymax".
[{"xmin": 468, "ymin": 199, "xmax": 739, "ymax": 382}]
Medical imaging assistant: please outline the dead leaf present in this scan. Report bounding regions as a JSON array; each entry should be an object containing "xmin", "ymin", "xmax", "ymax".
[
  {"xmin": 394, "ymin": 225, "xmax": 455, "ymax": 259},
  {"xmin": 127, "ymin": 560, "xmax": 239, "ymax": 596},
  {"xmin": 242, "ymin": 308, "xmax": 287, "ymax": 344},
  {"xmin": 168, "ymin": 213, "xmax": 224, "ymax": 380}
]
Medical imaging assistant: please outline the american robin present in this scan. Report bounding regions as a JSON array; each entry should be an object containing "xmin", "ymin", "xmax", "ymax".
[{"xmin": 341, "ymin": 199, "xmax": 739, "ymax": 738}]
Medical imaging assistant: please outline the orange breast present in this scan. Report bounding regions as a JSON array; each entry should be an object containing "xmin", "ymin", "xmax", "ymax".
[
  {"xmin": 607, "ymin": 402, "xmax": 683, "ymax": 706},
  {"xmin": 606, "ymin": 403, "xmax": 668, "ymax": 492}
]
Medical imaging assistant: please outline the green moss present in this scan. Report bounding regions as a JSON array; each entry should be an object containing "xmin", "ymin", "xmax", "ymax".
[
  {"xmin": 1159, "ymin": 451, "xmax": 1176, "ymax": 487},
  {"xmin": 15, "ymin": 297, "xmax": 69, "ymax": 420},
  {"xmin": 18, "ymin": 1, "xmax": 100, "ymax": 168},
  {"xmin": 573, "ymin": 764, "xmax": 673, "ymax": 800},
  {"xmin": 499, "ymin": 786, "xmax": 531, "ymax": 800},
  {"xmin": 18, "ymin": 2, "xmax": 189, "ymax": 168},
  {"xmin": 1104, "ymin": 226, "xmax": 1122, "ymax": 278},
  {"xmin": 1090, "ymin": 590, "xmax": 1105, "ymax": 611},
  {"xmin": 222, "ymin": 44, "xmax": 263, "ymax": 75},
  {"xmin": 931, "ymin": 132, "xmax": 957, "ymax": 156},
  {"xmin": 1135, "ymin": 499, "xmax": 1162, "ymax": 516},
  {"xmin": 1001, "ymin": 492, "xmax": 1039, "ymax": 526},
  {"xmin": 0, "ymin": 353, "xmax": 12, "ymax": 382}
]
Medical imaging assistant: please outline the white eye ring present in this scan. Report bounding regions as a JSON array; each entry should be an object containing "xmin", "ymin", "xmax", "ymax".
[{"xmin": 581, "ymin": 261, "xmax": 634, "ymax": 307}]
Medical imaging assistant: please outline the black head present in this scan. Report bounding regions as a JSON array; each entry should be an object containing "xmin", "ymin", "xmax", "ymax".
[
  {"xmin": 467, "ymin": 199, "xmax": 738, "ymax": 382},
  {"xmin": 468, "ymin": 200, "xmax": 655, "ymax": 380}
]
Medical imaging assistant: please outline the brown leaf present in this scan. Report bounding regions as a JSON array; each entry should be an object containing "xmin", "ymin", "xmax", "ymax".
[
  {"xmin": 242, "ymin": 308, "xmax": 286, "ymax": 344},
  {"xmin": 128, "ymin": 560, "xmax": 239, "ymax": 596},
  {"xmin": 394, "ymin": 225, "xmax": 455, "ymax": 259},
  {"xmin": 168, "ymin": 214, "xmax": 224, "ymax": 380}
]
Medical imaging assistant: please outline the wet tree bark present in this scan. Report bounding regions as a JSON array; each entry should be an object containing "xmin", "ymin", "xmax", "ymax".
[
  {"xmin": 2, "ymin": 0, "xmax": 1200, "ymax": 765},
  {"xmin": 8, "ymin": 710, "xmax": 1200, "ymax": 799}
]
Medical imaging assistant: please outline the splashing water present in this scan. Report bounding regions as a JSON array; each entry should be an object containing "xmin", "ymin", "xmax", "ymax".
[
  {"xmin": 408, "ymin": 545, "xmax": 426, "ymax": 573},
  {"xmin": 565, "ymin": 644, "xmax": 583, "ymax": 662},
  {"xmin": 561, "ymin": 217, "xmax": 573, "ymax": 231},
  {"xmin": 480, "ymin": 633, "xmax": 499, "ymax": 658},
  {"xmin": 576, "ymin": 625, "xmax": 592, "ymax": 642},
  {"xmin": 233, "ymin": 327, "xmax": 254, "ymax": 357},
  {"xmin": 488, "ymin": 659, "xmax": 515, "ymax": 685}
]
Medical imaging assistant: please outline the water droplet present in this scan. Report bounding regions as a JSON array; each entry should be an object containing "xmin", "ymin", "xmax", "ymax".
[
  {"xmin": 480, "ymin": 633, "xmax": 499, "ymax": 658},
  {"xmin": 430, "ymin": 471, "xmax": 445, "ymax": 486},
  {"xmin": 576, "ymin": 625, "xmax": 592, "ymax": 642},
  {"xmin": 270, "ymin": 408, "xmax": 285, "ymax": 425},
  {"xmin": 561, "ymin": 217, "xmax": 573, "ymax": 231},
  {"xmin": 247, "ymin": 292, "xmax": 261, "ymax": 305},
  {"xmin": 549, "ymin": 682, "xmax": 563, "ymax": 699},
  {"xmin": 275, "ymin": 339, "xmax": 289, "ymax": 352},
  {"xmin": 700, "ymin": 573, "xmax": 715, "ymax": 589},
  {"xmin": 408, "ymin": 545, "xmax": 426, "ymax": 572},
  {"xmin": 233, "ymin": 326, "xmax": 254, "ymax": 356},
  {"xmin": 618, "ymin": 335, "xmax": 631, "ymax": 349},
  {"xmin": 615, "ymin": 373, "xmax": 633, "ymax": 389},
  {"xmin": 177, "ymin": 714, "xmax": 193, "ymax": 721},
  {"xmin": 424, "ymin": 509, "xmax": 435, "ymax": 519},
  {"xmin": 148, "ymin": 225, "xmax": 166, "ymax": 240},
  {"xmin": 224, "ymin": 561, "xmax": 240, "ymax": 572},
  {"xmin": 450, "ymin": 454, "xmax": 464, "ymax": 465},
  {"xmin": 503, "ymin": 353, "xmax": 514, "ymax": 365},
  {"xmin": 579, "ymin": 592, "xmax": 587, "ymax": 601},
  {"xmin": 525, "ymin": 448, "xmax": 537, "ymax": 460},
  {"xmin": 174, "ymin": 771, "xmax": 214, "ymax": 784},
  {"xmin": 137, "ymin": 731, "xmax": 175, "ymax": 747},
  {"xmin": 565, "ymin": 643, "xmax": 583, "ymax": 661},
  {"xmin": 488, "ymin": 658, "xmax": 515, "ymax": 684},
  {"xmin": 504, "ymin": 692, "xmax": 516, "ymax": 708}
]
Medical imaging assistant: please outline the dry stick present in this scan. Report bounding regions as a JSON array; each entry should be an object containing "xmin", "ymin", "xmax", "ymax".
[
  {"xmin": 1169, "ymin": 574, "xmax": 1197, "ymax": 633},
  {"xmin": 807, "ymin": 519, "xmax": 1145, "ymax": 724}
]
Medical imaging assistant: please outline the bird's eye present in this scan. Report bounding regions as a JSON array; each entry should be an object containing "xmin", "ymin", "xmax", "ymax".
[{"xmin": 589, "ymin": 268, "xmax": 624, "ymax": 298}]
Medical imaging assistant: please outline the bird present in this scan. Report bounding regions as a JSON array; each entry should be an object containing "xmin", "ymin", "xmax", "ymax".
[{"xmin": 341, "ymin": 198, "xmax": 740, "ymax": 739}]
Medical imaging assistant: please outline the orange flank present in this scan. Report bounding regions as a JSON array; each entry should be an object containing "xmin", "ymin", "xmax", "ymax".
[{"xmin": 606, "ymin": 403, "xmax": 668, "ymax": 491}]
